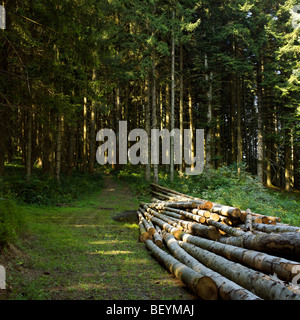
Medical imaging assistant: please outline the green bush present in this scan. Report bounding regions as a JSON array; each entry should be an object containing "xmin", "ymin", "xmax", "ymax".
[
  {"xmin": 0, "ymin": 171, "xmax": 104, "ymax": 206},
  {"xmin": 117, "ymin": 164, "xmax": 300, "ymax": 226},
  {"xmin": 0, "ymin": 196, "xmax": 24, "ymax": 246}
]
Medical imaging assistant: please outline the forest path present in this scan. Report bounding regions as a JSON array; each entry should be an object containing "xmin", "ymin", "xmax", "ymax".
[{"xmin": 2, "ymin": 174, "xmax": 196, "ymax": 300}]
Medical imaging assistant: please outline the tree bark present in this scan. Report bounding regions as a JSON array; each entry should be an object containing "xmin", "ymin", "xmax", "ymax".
[
  {"xmin": 179, "ymin": 42, "xmax": 184, "ymax": 177},
  {"xmin": 26, "ymin": 108, "xmax": 32, "ymax": 181},
  {"xmin": 89, "ymin": 69, "xmax": 97, "ymax": 174},
  {"xmin": 179, "ymin": 241, "xmax": 300, "ymax": 300},
  {"xmin": 170, "ymin": 10, "xmax": 175, "ymax": 182},
  {"xmin": 218, "ymin": 232, "xmax": 300, "ymax": 261},
  {"xmin": 205, "ymin": 53, "xmax": 213, "ymax": 169},
  {"xmin": 55, "ymin": 113, "xmax": 63, "ymax": 182},
  {"xmin": 144, "ymin": 239, "xmax": 218, "ymax": 300},
  {"xmin": 163, "ymin": 231, "xmax": 260, "ymax": 300},
  {"xmin": 257, "ymin": 56, "xmax": 264, "ymax": 184},
  {"xmin": 145, "ymin": 76, "xmax": 151, "ymax": 181},
  {"xmin": 152, "ymin": 52, "xmax": 158, "ymax": 184}
]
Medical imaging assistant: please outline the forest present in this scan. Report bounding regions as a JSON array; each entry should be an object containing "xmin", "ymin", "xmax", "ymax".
[
  {"xmin": 0, "ymin": 0, "xmax": 299, "ymax": 189},
  {"xmin": 0, "ymin": 0, "xmax": 300, "ymax": 302}
]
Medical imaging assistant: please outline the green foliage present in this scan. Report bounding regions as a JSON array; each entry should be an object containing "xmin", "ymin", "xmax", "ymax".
[
  {"xmin": 0, "ymin": 196, "xmax": 24, "ymax": 246},
  {"xmin": 117, "ymin": 164, "xmax": 300, "ymax": 226},
  {"xmin": 0, "ymin": 171, "xmax": 104, "ymax": 206}
]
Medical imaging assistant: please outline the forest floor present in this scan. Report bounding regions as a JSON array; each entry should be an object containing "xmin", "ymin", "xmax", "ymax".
[{"xmin": 0, "ymin": 174, "xmax": 196, "ymax": 300}]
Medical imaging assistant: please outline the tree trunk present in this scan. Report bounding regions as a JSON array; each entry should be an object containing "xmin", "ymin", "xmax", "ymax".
[
  {"xmin": 179, "ymin": 241, "xmax": 300, "ymax": 300},
  {"xmin": 26, "ymin": 108, "xmax": 33, "ymax": 181},
  {"xmin": 55, "ymin": 113, "xmax": 63, "ymax": 181},
  {"xmin": 145, "ymin": 76, "xmax": 151, "ymax": 181},
  {"xmin": 257, "ymin": 56, "xmax": 264, "ymax": 184},
  {"xmin": 182, "ymin": 231, "xmax": 299, "ymax": 283},
  {"xmin": 152, "ymin": 52, "xmax": 158, "ymax": 183},
  {"xmin": 205, "ymin": 53, "xmax": 213, "ymax": 169},
  {"xmin": 188, "ymin": 88, "xmax": 194, "ymax": 169},
  {"xmin": 144, "ymin": 239, "xmax": 218, "ymax": 300},
  {"xmin": 89, "ymin": 69, "xmax": 97, "ymax": 174},
  {"xmin": 162, "ymin": 232, "xmax": 260, "ymax": 300},
  {"xmin": 219, "ymin": 232, "xmax": 300, "ymax": 261},
  {"xmin": 236, "ymin": 75, "xmax": 242, "ymax": 176},
  {"xmin": 179, "ymin": 42, "xmax": 184, "ymax": 177},
  {"xmin": 170, "ymin": 10, "xmax": 175, "ymax": 182},
  {"xmin": 82, "ymin": 96, "xmax": 87, "ymax": 172}
]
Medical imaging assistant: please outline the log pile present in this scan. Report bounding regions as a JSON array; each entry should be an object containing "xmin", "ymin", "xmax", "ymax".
[{"xmin": 137, "ymin": 183, "xmax": 300, "ymax": 300}]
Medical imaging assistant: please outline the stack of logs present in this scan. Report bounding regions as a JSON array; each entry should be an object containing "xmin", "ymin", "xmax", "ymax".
[{"xmin": 137, "ymin": 183, "xmax": 300, "ymax": 300}]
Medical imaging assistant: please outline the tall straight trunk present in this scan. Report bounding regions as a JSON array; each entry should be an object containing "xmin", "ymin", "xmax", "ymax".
[
  {"xmin": 55, "ymin": 113, "xmax": 63, "ymax": 181},
  {"xmin": 49, "ymin": 110, "xmax": 55, "ymax": 178},
  {"xmin": 274, "ymin": 107, "xmax": 280, "ymax": 187},
  {"xmin": 170, "ymin": 10, "xmax": 175, "ymax": 182},
  {"xmin": 82, "ymin": 96, "xmax": 87, "ymax": 172},
  {"xmin": 160, "ymin": 85, "xmax": 163, "ymax": 130},
  {"xmin": 152, "ymin": 52, "xmax": 159, "ymax": 183},
  {"xmin": 145, "ymin": 75, "xmax": 151, "ymax": 181},
  {"xmin": 188, "ymin": 88, "xmax": 194, "ymax": 169},
  {"xmin": 0, "ymin": 107, "xmax": 6, "ymax": 176},
  {"xmin": 205, "ymin": 53, "xmax": 213, "ymax": 169},
  {"xmin": 284, "ymin": 129, "xmax": 292, "ymax": 192},
  {"xmin": 67, "ymin": 124, "xmax": 75, "ymax": 176},
  {"xmin": 179, "ymin": 42, "xmax": 184, "ymax": 177},
  {"xmin": 165, "ymin": 83, "xmax": 170, "ymax": 173},
  {"xmin": 236, "ymin": 75, "xmax": 242, "ymax": 176},
  {"xmin": 26, "ymin": 108, "xmax": 32, "ymax": 181},
  {"xmin": 256, "ymin": 57, "xmax": 264, "ymax": 184},
  {"xmin": 115, "ymin": 86, "xmax": 121, "ymax": 170},
  {"xmin": 89, "ymin": 69, "xmax": 97, "ymax": 174},
  {"xmin": 230, "ymin": 76, "xmax": 236, "ymax": 164}
]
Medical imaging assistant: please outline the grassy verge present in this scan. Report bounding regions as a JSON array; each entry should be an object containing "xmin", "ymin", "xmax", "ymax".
[{"xmin": 0, "ymin": 175, "xmax": 195, "ymax": 300}]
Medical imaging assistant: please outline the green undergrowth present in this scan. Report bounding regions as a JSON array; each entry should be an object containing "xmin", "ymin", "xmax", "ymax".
[
  {"xmin": 116, "ymin": 164, "xmax": 300, "ymax": 227},
  {"xmin": 1, "ymin": 176, "xmax": 193, "ymax": 300},
  {"xmin": 0, "ymin": 164, "xmax": 105, "ymax": 247}
]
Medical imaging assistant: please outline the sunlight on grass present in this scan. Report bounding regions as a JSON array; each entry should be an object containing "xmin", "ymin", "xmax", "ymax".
[
  {"xmin": 89, "ymin": 250, "xmax": 133, "ymax": 255},
  {"xmin": 89, "ymin": 240, "xmax": 120, "ymax": 245}
]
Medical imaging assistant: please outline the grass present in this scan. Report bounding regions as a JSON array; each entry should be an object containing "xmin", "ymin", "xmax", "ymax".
[
  {"xmin": 1, "ymin": 163, "xmax": 299, "ymax": 300},
  {"xmin": 1, "ymin": 175, "xmax": 195, "ymax": 300}
]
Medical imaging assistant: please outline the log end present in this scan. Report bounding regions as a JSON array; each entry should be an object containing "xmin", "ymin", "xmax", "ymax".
[
  {"xmin": 195, "ymin": 276, "xmax": 218, "ymax": 300},
  {"xmin": 197, "ymin": 201, "xmax": 213, "ymax": 210},
  {"xmin": 208, "ymin": 227, "xmax": 220, "ymax": 241}
]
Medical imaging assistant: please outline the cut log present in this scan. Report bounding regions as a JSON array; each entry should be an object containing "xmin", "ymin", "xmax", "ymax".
[
  {"xmin": 138, "ymin": 212, "xmax": 150, "ymax": 242},
  {"xmin": 148, "ymin": 219, "xmax": 163, "ymax": 247},
  {"xmin": 162, "ymin": 231, "xmax": 260, "ymax": 300},
  {"xmin": 210, "ymin": 204, "xmax": 241, "ymax": 219},
  {"xmin": 171, "ymin": 217, "xmax": 219, "ymax": 240},
  {"xmin": 137, "ymin": 210, "xmax": 155, "ymax": 236},
  {"xmin": 162, "ymin": 201, "xmax": 197, "ymax": 209},
  {"xmin": 245, "ymin": 208, "xmax": 253, "ymax": 232},
  {"xmin": 143, "ymin": 204, "xmax": 219, "ymax": 240},
  {"xmin": 207, "ymin": 219, "xmax": 245, "ymax": 237},
  {"xmin": 141, "ymin": 205, "xmax": 185, "ymax": 232},
  {"xmin": 142, "ymin": 209, "xmax": 186, "ymax": 239},
  {"xmin": 240, "ymin": 210, "xmax": 281, "ymax": 223},
  {"xmin": 178, "ymin": 232, "xmax": 300, "ymax": 283},
  {"xmin": 144, "ymin": 239, "xmax": 218, "ymax": 300},
  {"xmin": 252, "ymin": 223, "xmax": 300, "ymax": 234},
  {"xmin": 218, "ymin": 232, "xmax": 300, "ymax": 261},
  {"xmin": 179, "ymin": 241, "xmax": 300, "ymax": 300},
  {"xmin": 219, "ymin": 215, "xmax": 240, "ymax": 226},
  {"xmin": 162, "ymin": 207, "xmax": 210, "ymax": 224},
  {"xmin": 191, "ymin": 208, "xmax": 211, "ymax": 218}
]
